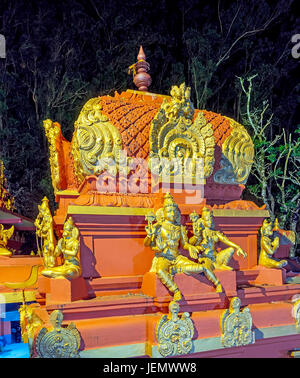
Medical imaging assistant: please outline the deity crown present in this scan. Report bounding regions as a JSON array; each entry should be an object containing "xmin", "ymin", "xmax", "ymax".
[{"xmin": 163, "ymin": 193, "xmax": 178, "ymax": 208}]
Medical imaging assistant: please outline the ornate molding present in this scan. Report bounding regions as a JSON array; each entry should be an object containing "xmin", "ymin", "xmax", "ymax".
[
  {"xmin": 221, "ymin": 297, "xmax": 254, "ymax": 348},
  {"xmin": 156, "ymin": 301, "xmax": 194, "ymax": 357}
]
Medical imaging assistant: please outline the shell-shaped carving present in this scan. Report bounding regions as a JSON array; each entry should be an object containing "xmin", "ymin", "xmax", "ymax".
[
  {"xmin": 215, "ymin": 118, "xmax": 254, "ymax": 184},
  {"xmin": 71, "ymin": 97, "xmax": 126, "ymax": 182}
]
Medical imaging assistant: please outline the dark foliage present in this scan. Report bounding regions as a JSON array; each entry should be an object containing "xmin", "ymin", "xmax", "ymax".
[{"xmin": 0, "ymin": 0, "xmax": 299, "ymax": 223}]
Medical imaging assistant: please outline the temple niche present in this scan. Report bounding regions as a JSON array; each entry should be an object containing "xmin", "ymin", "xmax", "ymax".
[{"xmin": 1, "ymin": 47, "xmax": 300, "ymax": 359}]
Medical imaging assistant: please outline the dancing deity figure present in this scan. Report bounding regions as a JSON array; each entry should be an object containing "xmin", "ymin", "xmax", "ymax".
[
  {"xmin": 0, "ymin": 224, "xmax": 14, "ymax": 256},
  {"xmin": 41, "ymin": 217, "xmax": 81, "ymax": 279},
  {"xmin": 144, "ymin": 193, "xmax": 223, "ymax": 301},
  {"xmin": 34, "ymin": 197, "xmax": 56, "ymax": 268},
  {"xmin": 190, "ymin": 207, "xmax": 247, "ymax": 270},
  {"xmin": 258, "ymin": 219, "xmax": 287, "ymax": 269}
]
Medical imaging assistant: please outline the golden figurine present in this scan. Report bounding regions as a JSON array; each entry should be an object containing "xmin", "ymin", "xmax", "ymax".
[
  {"xmin": 0, "ymin": 224, "xmax": 14, "ymax": 256},
  {"xmin": 34, "ymin": 197, "xmax": 57, "ymax": 268},
  {"xmin": 41, "ymin": 217, "xmax": 81, "ymax": 279},
  {"xmin": 190, "ymin": 207, "xmax": 247, "ymax": 270},
  {"xmin": 144, "ymin": 193, "xmax": 223, "ymax": 301},
  {"xmin": 156, "ymin": 300, "xmax": 194, "ymax": 357},
  {"xmin": 19, "ymin": 304, "xmax": 44, "ymax": 357},
  {"xmin": 221, "ymin": 296, "xmax": 254, "ymax": 347},
  {"xmin": 258, "ymin": 219, "xmax": 287, "ymax": 269}
]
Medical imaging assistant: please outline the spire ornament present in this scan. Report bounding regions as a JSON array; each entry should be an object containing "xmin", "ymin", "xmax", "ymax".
[{"xmin": 128, "ymin": 46, "xmax": 152, "ymax": 92}]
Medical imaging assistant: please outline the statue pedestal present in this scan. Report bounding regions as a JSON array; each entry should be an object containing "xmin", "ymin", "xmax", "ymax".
[
  {"xmin": 249, "ymin": 265, "xmax": 286, "ymax": 286},
  {"xmin": 141, "ymin": 271, "xmax": 237, "ymax": 300},
  {"xmin": 38, "ymin": 276, "xmax": 89, "ymax": 304}
]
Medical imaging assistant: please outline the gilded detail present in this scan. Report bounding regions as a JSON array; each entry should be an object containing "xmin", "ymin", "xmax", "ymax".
[
  {"xmin": 149, "ymin": 83, "xmax": 215, "ymax": 179},
  {"xmin": 35, "ymin": 310, "xmax": 81, "ymax": 358},
  {"xmin": 0, "ymin": 224, "xmax": 14, "ymax": 256},
  {"xmin": 259, "ymin": 219, "xmax": 287, "ymax": 269},
  {"xmin": 43, "ymin": 119, "xmax": 64, "ymax": 193},
  {"xmin": 41, "ymin": 216, "xmax": 81, "ymax": 279},
  {"xmin": 144, "ymin": 193, "xmax": 223, "ymax": 301},
  {"xmin": 221, "ymin": 297, "xmax": 254, "ymax": 347},
  {"xmin": 156, "ymin": 301, "xmax": 194, "ymax": 357},
  {"xmin": 214, "ymin": 117, "xmax": 254, "ymax": 184},
  {"xmin": 189, "ymin": 207, "xmax": 247, "ymax": 270},
  {"xmin": 34, "ymin": 197, "xmax": 57, "ymax": 269},
  {"xmin": 72, "ymin": 97, "xmax": 130, "ymax": 182}
]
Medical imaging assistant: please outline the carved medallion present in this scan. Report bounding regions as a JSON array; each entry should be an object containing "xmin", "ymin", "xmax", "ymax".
[
  {"xmin": 156, "ymin": 301, "xmax": 194, "ymax": 357},
  {"xmin": 35, "ymin": 310, "xmax": 81, "ymax": 358},
  {"xmin": 221, "ymin": 297, "xmax": 254, "ymax": 348}
]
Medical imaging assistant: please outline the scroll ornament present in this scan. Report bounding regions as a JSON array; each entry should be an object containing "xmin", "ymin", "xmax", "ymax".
[
  {"xmin": 221, "ymin": 297, "xmax": 254, "ymax": 348},
  {"xmin": 156, "ymin": 301, "xmax": 194, "ymax": 357},
  {"xmin": 72, "ymin": 97, "xmax": 131, "ymax": 183},
  {"xmin": 35, "ymin": 309, "xmax": 81, "ymax": 358}
]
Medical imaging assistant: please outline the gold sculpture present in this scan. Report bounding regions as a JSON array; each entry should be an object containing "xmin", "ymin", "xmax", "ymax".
[
  {"xmin": 35, "ymin": 309, "xmax": 81, "ymax": 358},
  {"xmin": 0, "ymin": 224, "xmax": 14, "ymax": 256},
  {"xmin": 189, "ymin": 207, "xmax": 247, "ymax": 270},
  {"xmin": 144, "ymin": 193, "xmax": 223, "ymax": 301},
  {"xmin": 34, "ymin": 197, "xmax": 57, "ymax": 268},
  {"xmin": 41, "ymin": 217, "xmax": 81, "ymax": 279},
  {"xmin": 149, "ymin": 83, "xmax": 215, "ymax": 180},
  {"xmin": 221, "ymin": 296, "xmax": 254, "ymax": 347},
  {"xmin": 19, "ymin": 303, "xmax": 43, "ymax": 357},
  {"xmin": 156, "ymin": 300, "xmax": 194, "ymax": 357},
  {"xmin": 258, "ymin": 219, "xmax": 287, "ymax": 269},
  {"xmin": 43, "ymin": 119, "xmax": 64, "ymax": 193}
]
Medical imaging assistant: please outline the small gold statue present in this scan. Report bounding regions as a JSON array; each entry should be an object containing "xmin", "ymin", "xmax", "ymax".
[
  {"xmin": 190, "ymin": 207, "xmax": 247, "ymax": 270},
  {"xmin": 0, "ymin": 224, "xmax": 14, "ymax": 256},
  {"xmin": 41, "ymin": 217, "xmax": 81, "ymax": 279},
  {"xmin": 34, "ymin": 197, "xmax": 57, "ymax": 268},
  {"xmin": 156, "ymin": 300, "xmax": 194, "ymax": 357},
  {"xmin": 19, "ymin": 303, "xmax": 44, "ymax": 357},
  {"xmin": 144, "ymin": 193, "xmax": 223, "ymax": 301},
  {"xmin": 258, "ymin": 219, "xmax": 287, "ymax": 269}
]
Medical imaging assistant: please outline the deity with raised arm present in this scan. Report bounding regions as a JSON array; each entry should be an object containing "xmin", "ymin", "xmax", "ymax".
[
  {"xmin": 190, "ymin": 207, "xmax": 247, "ymax": 270},
  {"xmin": 144, "ymin": 193, "xmax": 223, "ymax": 301}
]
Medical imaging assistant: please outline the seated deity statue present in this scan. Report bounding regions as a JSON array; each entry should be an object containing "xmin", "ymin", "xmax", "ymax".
[
  {"xmin": 144, "ymin": 193, "xmax": 223, "ymax": 301},
  {"xmin": 0, "ymin": 224, "xmax": 14, "ymax": 256},
  {"xmin": 258, "ymin": 219, "xmax": 287, "ymax": 269},
  {"xmin": 190, "ymin": 207, "xmax": 247, "ymax": 271},
  {"xmin": 34, "ymin": 197, "xmax": 56, "ymax": 268},
  {"xmin": 41, "ymin": 217, "xmax": 81, "ymax": 279}
]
